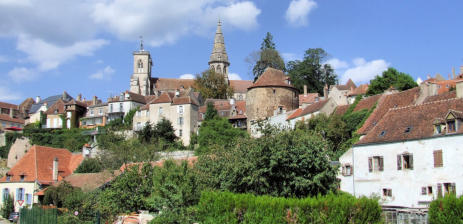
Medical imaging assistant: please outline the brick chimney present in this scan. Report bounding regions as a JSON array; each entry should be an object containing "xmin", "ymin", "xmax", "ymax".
[
  {"xmin": 323, "ymin": 84, "xmax": 329, "ymax": 98},
  {"xmin": 77, "ymin": 94, "xmax": 82, "ymax": 102},
  {"xmin": 52, "ymin": 157, "xmax": 58, "ymax": 182},
  {"xmin": 457, "ymin": 80, "xmax": 463, "ymax": 99}
]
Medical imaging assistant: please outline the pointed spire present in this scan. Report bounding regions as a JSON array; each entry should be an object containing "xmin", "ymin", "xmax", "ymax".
[{"xmin": 209, "ymin": 19, "xmax": 229, "ymax": 65}]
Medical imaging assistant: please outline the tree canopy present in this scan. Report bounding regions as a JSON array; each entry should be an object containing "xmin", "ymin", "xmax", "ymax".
[
  {"xmin": 287, "ymin": 48, "xmax": 337, "ymax": 95},
  {"xmin": 366, "ymin": 67, "xmax": 418, "ymax": 95},
  {"xmin": 194, "ymin": 69, "xmax": 233, "ymax": 99},
  {"xmin": 251, "ymin": 32, "xmax": 285, "ymax": 81}
]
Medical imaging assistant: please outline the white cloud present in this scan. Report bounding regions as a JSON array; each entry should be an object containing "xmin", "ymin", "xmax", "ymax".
[
  {"xmin": 228, "ymin": 72, "xmax": 242, "ymax": 80},
  {"xmin": 92, "ymin": 0, "xmax": 261, "ymax": 46},
  {"xmin": 90, "ymin": 66, "xmax": 115, "ymax": 80},
  {"xmin": 325, "ymin": 58, "xmax": 348, "ymax": 70},
  {"xmin": 285, "ymin": 0, "xmax": 317, "ymax": 27},
  {"xmin": 0, "ymin": 86, "xmax": 22, "ymax": 101},
  {"xmin": 281, "ymin": 53, "xmax": 300, "ymax": 62},
  {"xmin": 341, "ymin": 58, "xmax": 389, "ymax": 84},
  {"xmin": 179, "ymin": 73, "xmax": 195, "ymax": 79},
  {"xmin": 17, "ymin": 36, "xmax": 108, "ymax": 71},
  {"xmin": 8, "ymin": 67, "xmax": 38, "ymax": 83}
]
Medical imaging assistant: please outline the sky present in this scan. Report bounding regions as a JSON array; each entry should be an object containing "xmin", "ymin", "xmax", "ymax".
[{"xmin": 1, "ymin": 0, "xmax": 463, "ymax": 104}]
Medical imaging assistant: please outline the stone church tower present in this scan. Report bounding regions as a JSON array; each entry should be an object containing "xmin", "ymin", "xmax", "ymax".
[
  {"xmin": 130, "ymin": 40, "xmax": 153, "ymax": 96},
  {"xmin": 209, "ymin": 20, "xmax": 230, "ymax": 84}
]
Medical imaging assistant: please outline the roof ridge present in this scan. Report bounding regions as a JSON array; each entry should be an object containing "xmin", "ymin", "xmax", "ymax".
[{"xmin": 389, "ymin": 97, "xmax": 461, "ymax": 111}]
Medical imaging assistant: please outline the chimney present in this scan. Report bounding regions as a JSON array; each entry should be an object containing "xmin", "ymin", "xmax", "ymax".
[
  {"xmin": 62, "ymin": 91, "xmax": 67, "ymax": 100},
  {"xmin": 303, "ymin": 85, "xmax": 307, "ymax": 96},
  {"xmin": 453, "ymin": 67, "xmax": 456, "ymax": 79},
  {"xmin": 9, "ymin": 109, "xmax": 14, "ymax": 118},
  {"xmin": 52, "ymin": 157, "xmax": 59, "ymax": 182},
  {"xmin": 457, "ymin": 80, "xmax": 463, "ymax": 99},
  {"xmin": 77, "ymin": 94, "xmax": 82, "ymax": 101},
  {"xmin": 35, "ymin": 96, "xmax": 41, "ymax": 104},
  {"xmin": 323, "ymin": 84, "xmax": 329, "ymax": 98},
  {"xmin": 92, "ymin": 96, "xmax": 97, "ymax": 105}
]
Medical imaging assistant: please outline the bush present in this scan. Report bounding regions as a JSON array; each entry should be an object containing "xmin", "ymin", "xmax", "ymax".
[
  {"xmin": 23, "ymin": 128, "xmax": 90, "ymax": 152},
  {"xmin": 1, "ymin": 194, "xmax": 14, "ymax": 218},
  {"xmin": 429, "ymin": 194, "xmax": 463, "ymax": 224},
  {"xmin": 75, "ymin": 158, "xmax": 102, "ymax": 173},
  {"xmin": 195, "ymin": 191, "xmax": 382, "ymax": 224}
]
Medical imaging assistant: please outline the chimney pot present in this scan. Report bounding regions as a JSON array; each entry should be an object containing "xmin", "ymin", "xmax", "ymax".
[{"xmin": 303, "ymin": 85, "xmax": 307, "ymax": 96}]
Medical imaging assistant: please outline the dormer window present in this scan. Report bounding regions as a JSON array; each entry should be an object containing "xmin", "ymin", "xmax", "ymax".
[
  {"xmin": 435, "ymin": 125, "xmax": 442, "ymax": 134},
  {"xmin": 404, "ymin": 126, "xmax": 412, "ymax": 133},
  {"xmin": 379, "ymin": 130, "xmax": 386, "ymax": 137},
  {"xmin": 447, "ymin": 120, "xmax": 456, "ymax": 133},
  {"xmin": 6, "ymin": 175, "xmax": 10, "ymax": 182},
  {"xmin": 20, "ymin": 175, "xmax": 25, "ymax": 181}
]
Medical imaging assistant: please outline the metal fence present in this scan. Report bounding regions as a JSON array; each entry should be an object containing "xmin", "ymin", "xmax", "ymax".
[
  {"xmin": 19, "ymin": 206, "xmax": 58, "ymax": 224},
  {"xmin": 382, "ymin": 208, "xmax": 428, "ymax": 224}
]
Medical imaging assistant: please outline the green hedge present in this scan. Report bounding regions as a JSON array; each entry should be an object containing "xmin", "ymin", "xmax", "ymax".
[
  {"xmin": 195, "ymin": 191, "xmax": 382, "ymax": 224},
  {"xmin": 429, "ymin": 194, "xmax": 463, "ymax": 224}
]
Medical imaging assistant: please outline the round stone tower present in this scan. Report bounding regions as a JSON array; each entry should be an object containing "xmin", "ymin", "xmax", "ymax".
[{"xmin": 246, "ymin": 68, "xmax": 299, "ymax": 133}]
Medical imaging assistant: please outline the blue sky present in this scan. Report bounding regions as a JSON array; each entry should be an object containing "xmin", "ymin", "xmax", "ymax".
[{"xmin": 1, "ymin": 0, "xmax": 462, "ymax": 104}]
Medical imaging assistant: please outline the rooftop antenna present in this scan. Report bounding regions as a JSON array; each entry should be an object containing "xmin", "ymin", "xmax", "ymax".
[{"xmin": 139, "ymin": 35, "xmax": 144, "ymax": 51}]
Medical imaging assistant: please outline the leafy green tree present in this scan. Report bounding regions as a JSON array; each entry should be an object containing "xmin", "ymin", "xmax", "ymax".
[
  {"xmin": 195, "ymin": 129, "xmax": 338, "ymax": 197},
  {"xmin": 204, "ymin": 102, "xmax": 218, "ymax": 120},
  {"xmin": 123, "ymin": 108, "xmax": 138, "ymax": 128},
  {"xmin": 366, "ymin": 67, "xmax": 418, "ymax": 95},
  {"xmin": 252, "ymin": 32, "xmax": 285, "ymax": 81},
  {"xmin": 194, "ymin": 69, "xmax": 233, "ymax": 99},
  {"xmin": 43, "ymin": 181, "xmax": 78, "ymax": 207},
  {"xmin": 98, "ymin": 164, "xmax": 153, "ymax": 217},
  {"xmin": 1, "ymin": 194, "xmax": 14, "ymax": 219},
  {"xmin": 153, "ymin": 118, "xmax": 177, "ymax": 143},
  {"xmin": 196, "ymin": 117, "xmax": 247, "ymax": 155},
  {"xmin": 287, "ymin": 48, "xmax": 337, "ymax": 95},
  {"xmin": 147, "ymin": 160, "xmax": 200, "ymax": 223},
  {"xmin": 75, "ymin": 158, "xmax": 103, "ymax": 173}
]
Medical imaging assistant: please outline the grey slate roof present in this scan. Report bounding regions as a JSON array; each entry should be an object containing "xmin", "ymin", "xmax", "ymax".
[{"xmin": 29, "ymin": 93, "xmax": 73, "ymax": 114}]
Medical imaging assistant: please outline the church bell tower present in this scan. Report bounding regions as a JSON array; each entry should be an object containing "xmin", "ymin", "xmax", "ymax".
[
  {"xmin": 130, "ymin": 37, "xmax": 152, "ymax": 96},
  {"xmin": 209, "ymin": 20, "xmax": 230, "ymax": 84}
]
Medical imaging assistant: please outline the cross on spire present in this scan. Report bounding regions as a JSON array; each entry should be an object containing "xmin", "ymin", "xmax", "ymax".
[{"xmin": 139, "ymin": 35, "xmax": 144, "ymax": 51}]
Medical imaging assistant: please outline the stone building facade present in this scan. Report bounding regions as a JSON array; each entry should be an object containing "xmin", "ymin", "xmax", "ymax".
[{"xmin": 246, "ymin": 68, "xmax": 299, "ymax": 133}]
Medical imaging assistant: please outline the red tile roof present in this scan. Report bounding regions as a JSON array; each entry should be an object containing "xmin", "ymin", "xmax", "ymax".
[
  {"xmin": 357, "ymin": 98, "xmax": 463, "ymax": 145},
  {"xmin": 331, "ymin": 79, "xmax": 357, "ymax": 91},
  {"xmin": 348, "ymin": 84, "xmax": 369, "ymax": 96},
  {"xmin": 45, "ymin": 99, "xmax": 67, "ymax": 115},
  {"xmin": 299, "ymin": 93, "xmax": 319, "ymax": 106},
  {"xmin": 357, "ymin": 87, "xmax": 421, "ymax": 135},
  {"xmin": 0, "ymin": 145, "xmax": 83, "ymax": 185},
  {"xmin": 354, "ymin": 94, "xmax": 382, "ymax": 111},
  {"xmin": 65, "ymin": 99, "xmax": 88, "ymax": 108},
  {"xmin": 427, "ymin": 79, "xmax": 462, "ymax": 94},
  {"xmin": 0, "ymin": 102, "xmax": 19, "ymax": 110},
  {"xmin": 152, "ymin": 78, "xmax": 195, "ymax": 91},
  {"xmin": 0, "ymin": 114, "xmax": 25, "ymax": 124},
  {"xmin": 286, "ymin": 108, "xmax": 303, "ymax": 120},
  {"xmin": 422, "ymin": 91, "xmax": 456, "ymax": 104},
  {"xmin": 230, "ymin": 80, "xmax": 252, "ymax": 93},
  {"xmin": 153, "ymin": 92, "xmax": 175, "ymax": 104},
  {"xmin": 230, "ymin": 100, "xmax": 246, "ymax": 119},
  {"xmin": 334, "ymin": 105, "xmax": 349, "ymax": 116},
  {"xmin": 248, "ymin": 68, "xmax": 297, "ymax": 90},
  {"xmin": 287, "ymin": 100, "xmax": 329, "ymax": 120},
  {"xmin": 56, "ymin": 171, "xmax": 119, "ymax": 192}
]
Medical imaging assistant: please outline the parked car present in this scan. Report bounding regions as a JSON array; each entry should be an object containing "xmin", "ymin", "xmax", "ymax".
[{"xmin": 8, "ymin": 212, "xmax": 19, "ymax": 223}]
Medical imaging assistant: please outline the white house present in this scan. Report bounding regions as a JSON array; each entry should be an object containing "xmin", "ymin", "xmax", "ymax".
[
  {"xmin": 107, "ymin": 91, "xmax": 147, "ymax": 122},
  {"xmin": 339, "ymin": 82, "xmax": 463, "ymax": 209}
]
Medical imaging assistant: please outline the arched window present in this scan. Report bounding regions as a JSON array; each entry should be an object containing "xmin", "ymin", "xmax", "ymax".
[
  {"xmin": 223, "ymin": 66, "xmax": 226, "ymax": 74},
  {"xmin": 216, "ymin": 65, "xmax": 221, "ymax": 73},
  {"xmin": 137, "ymin": 59, "xmax": 143, "ymax": 73},
  {"xmin": 210, "ymin": 65, "xmax": 215, "ymax": 71}
]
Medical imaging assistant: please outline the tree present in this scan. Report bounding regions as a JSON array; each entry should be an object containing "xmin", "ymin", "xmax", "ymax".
[
  {"xmin": 204, "ymin": 102, "xmax": 218, "ymax": 120},
  {"xmin": 75, "ymin": 158, "xmax": 103, "ymax": 173},
  {"xmin": 137, "ymin": 119, "xmax": 178, "ymax": 144},
  {"xmin": 194, "ymin": 69, "xmax": 233, "ymax": 99},
  {"xmin": 195, "ymin": 129, "xmax": 338, "ymax": 198},
  {"xmin": 366, "ymin": 67, "xmax": 418, "ymax": 95},
  {"xmin": 287, "ymin": 48, "xmax": 337, "ymax": 95},
  {"xmin": 123, "ymin": 108, "xmax": 138, "ymax": 128},
  {"xmin": 1, "ymin": 194, "xmax": 14, "ymax": 218},
  {"xmin": 196, "ymin": 117, "xmax": 247, "ymax": 155},
  {"xmin": 252, "ymin": 32, "xmax": 285, "ymax": 81},
  {"xmin": 43, "ymin": 181, "xmax": 78, "ymax": 207}
]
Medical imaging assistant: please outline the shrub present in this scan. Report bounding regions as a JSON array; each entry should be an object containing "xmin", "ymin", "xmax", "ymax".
[
  {"xmin": 429, "ymin": 194, "xmax": 463, "ymax": 224},
  {"xmin": 195, "ymin": 191, "xmax": 382, "ymax": 224},
  {"xmin": 75, "ymin": 158, "xmax": 102, "ymax": 173},
  {"xmin": 1, "ymin": 194, "xmax": 14, "ymax": 218}
]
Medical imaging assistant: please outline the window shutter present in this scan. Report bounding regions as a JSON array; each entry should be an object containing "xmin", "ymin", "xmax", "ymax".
[
  {"xmin": 451, "ymin": 183, "xmax": 456, "ymax": 195},
  {"xmin": 368, "ymin": 157, "xmax": 372, "ymax": 172},
  {"xmin": 342, "ymin": 166, "xmax": 345, "ymax": 175},
  {"xmin": 379, "ymin": 157, "xmax": 384, "ymax": 171},
  {"xmin": 437, "ymin": 183, "xmax": 443, "ymax": 198},
  {"xmin": 409, "ymin": 154, "xmax": 413, "ymax": 170},
  {"xmin": 397, "ymin": 155, "xmax": 402, "ymax": 170},
  {"xmin": 434, "ymin": 150, "xmax": 443, "ymax": 167}
]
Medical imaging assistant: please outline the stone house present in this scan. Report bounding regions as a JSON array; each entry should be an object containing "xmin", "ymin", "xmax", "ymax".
[
  {"xmin": 339, "ymin": 81, "xmax": 463, "ymax": 209},
  {"xmin": 198, "ymin": 99, "xmax": 247, "ymax": 129},
  {"xmin": 107, "ymin": 91, "xmax": 147, "ymax": 122},
  {"xmin": 28, "ymin": 92, "xmax": 73, "ymax": 125},
  {"xmin": 81, "ymin": 102, "xmax": 108, "ymax": 129},
  {"xmin": 0, "ymin": 145, "xmax": 82, "ymax": 211},
  {"xmin": 327, "ymin": 79, "xmax": 356, "ymax": 106},
  {"xmin": 246, "ymin": 68, "xmax": 299, "ymax": 135}
]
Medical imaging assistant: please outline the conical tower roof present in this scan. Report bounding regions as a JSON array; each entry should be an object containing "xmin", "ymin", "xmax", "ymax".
[{"xmin": 209, "ymin": 20, "xmax": 230, "ymax": 65}]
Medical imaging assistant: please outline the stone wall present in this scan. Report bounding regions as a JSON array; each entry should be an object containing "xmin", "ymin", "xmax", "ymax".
[
  {"xmin": 7, "ymin": 137, "xmax": 31, "ymax": 168},
  {"xmin": 246, "ymin": 86, "xmax": 298, "ymax": 132}
]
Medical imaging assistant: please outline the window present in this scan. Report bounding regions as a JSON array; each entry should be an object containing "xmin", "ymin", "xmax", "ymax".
[
  {"xmin": 433, "ymin": 150, "xmax": 443, "ymax": 167},
  {"xmin": 428, "ymin": 186, "xmax": 433, "ymax": 195},
  {"xmin": 435, "ymin": 125, "xmax": 442, "ymax": 134},
  {"xmin": 178, "ymin": 117, "xmax": 184, "ymax": 125},
  {"xmin": 66, "ymin": 111, "xmax": 71, "ymax": 118},
  {"xmin": 368, "ymin": 156, "xmax": 384, "ymax": 172},
  {"xmin": 404, "ymin": 126, "xmax": 412, "ymax": 133},
  {"xmin": 447, "ymin": 120, "xmax": 456, "ymax": 133},
  {"xmin": 2, "ymin": 188, "xmax": 9, "ymax": 202},
  {"xmin": 159, "ymin": 107, "xmax": 163, "ymax": 116},
  {"xmin": 119, "ymin": 103, "xmax": 123, "ymax": 112},
  {"xmin": 444, "ymin": 183, "xmax": 456, "ymax": 195},
  {"xmin": 136, "ymin": 122, "xmax": 141, "ymax": 130},
  {"xmin": 20, "ymin": 175, "xmax": 24, "ymax": 181},
  {"xmin": 342, "ymin": 164, "xmax": 353, "ymax": 176},
  {"xmin": 421, "ymin": 187, "xmax": 427, "ymax": 195},
  {"xmin": 90, "ymin": 110, "xmax": 94, "ymax": 116},
  {"xmin": 110, "ymin": 104, "xmax": 113, "ymax": 112},
  {"xmin": 26, "ymin": 193, "xmax": 32, "ymax": 205},
  {"xmin": 238, "ymin": 95, "xmax": 243, "ymax": 100},
  {"xmin": 99, "ymin": 109, "xmax": 103, "ymax": 115},
  {"xmin": 273, "ymin": 89, "xmax": 276, "ymax": 94},
  {"xmin": 383, "ymin": 188, "xmax": 392, "ymax": 197},
  {"xmin": 138, "ymin": 59, "xmax": 144, "ymax": 73},
  {"xmin": 397, "ymin": 153, "xmax": 413, "ymax": 170},
  {"xmin": 178, "ymin": 105, "xmax": 184, "ymax": 114},
  {"xmin": 379, "ymin": 131, "xmax": 386, "ymax": 137},
  {"xmin": 278, "ymin": 106, "xmax": 283, "ymax": 114},
  {"xmin": 179, "ymin": 129, "xmax": 183, "ymax": 137},
  {"xmin": 16, "ymin": 188, "xmax": 24, "ymax": 201},
  {"xmin": 136, "ymin": 111, "xmax": 141, "ymax": 117}
]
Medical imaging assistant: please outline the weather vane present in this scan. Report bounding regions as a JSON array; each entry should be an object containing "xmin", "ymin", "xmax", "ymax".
[{"xmin": 139, "ymin": 35, "xmax": 144, "ymax": 51}]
